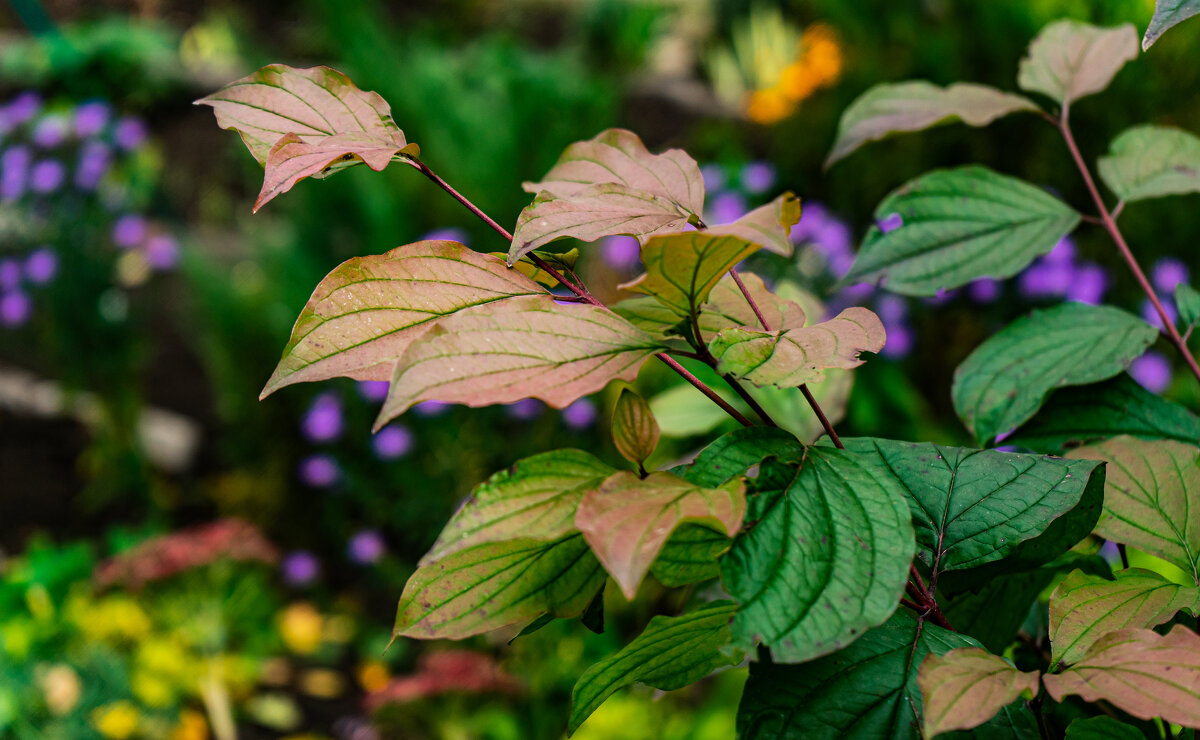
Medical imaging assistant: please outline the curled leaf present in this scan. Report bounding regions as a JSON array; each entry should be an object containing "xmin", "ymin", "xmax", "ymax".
[
  {"xmin": 611, "ymin": 389, "xmax": 660, "ymax": 468},
  {"xmin": 706, "ymin": 192, "xmax": 801, "ymax": 256},
  {"xmin": 917, "ymin": 647, "xmax": 1040, "ymax": 737},
  {"xmin": 1017, "ymin": 21, "xmax": 1139, "ymax": 107},
  {"xmin": 700, "ymin": 271, "xmax": 807, "ymax": 336}
]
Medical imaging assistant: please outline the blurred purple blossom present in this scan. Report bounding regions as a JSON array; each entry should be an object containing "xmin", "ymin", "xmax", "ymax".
[
  {"xmin": 75, "ymin": 141, "xmax": 111, "ymax": 190},
  {"xmin": 706, "ymin": 191, "xmax": 746, "ymax": 225},
  {"xmin": 875, "ymin": 294, "xmax": 908, "ymax": 324},
  {"xmin": 299, "ymin": 454, "xmax": 341, "ymax": 487},
  {"xmin": 73, "ymin": 101, "xmax": 110, "ymax": 138},
  {"xmin": 1019, "ymin": 261, "xmax": 1073, "ymax": 298},
  {"xmin": 32, "ymin": 116, "xmax": 68, "ymax": 148},
  {"xmin": 30, "ymin": 159, "xmax": 65, "ymax": 193},
  {"xmin": 372, "ymin": 425, "xmax": 413, "ymax": 460},
  {"xmin": 348, "ymin": 530, "xmax": 386, "ymax": 564},
  {"xmin": 1142, "ymin": 298, "xmax": 1177, "ymax": 331},
  {"xmin": 881, "ymin": 324, "xmax": 913, "ymax": 358},
  {"xmin": 562, "ymin": 398, "xmax": 597, "ymax": 429},
  {"xmin": 1152, "ymin": 258, "xmax": 1189, "ymax": 295},
  {"xmin": 24, "ymin": 248, "xmax": 57, "ymax": 284},
  {"xmin": 112, "ymin": 214, "xmax": 147, "ymax": 248},
  {"xmin": 968, "ymin": 279, "xmax": 1000, "ymax": 303},
  {"xmin": 700, "ymin": 163, "xmax": 726, "ymax": 191},
  {"xmin": 7, "ymin": 93, "xmax": 41, "ymax": 127},
  {"xmin": 113, "ymin": 117, "xmax": 147, "ymax": 151},
  {"xmin": 357, "ymin": 380, "xmax": 390, "ymax": 402},
  {"xmin": 1129, "ymin": 352, "xmax": 1172, "ymax": 393},
  {"xmin": 506, "ymin": 398, "xmax": 543, "ymax": 420},
  {"xmin": 413, "ymin": 400, "xmax": 450, "ymax": 417},
  {"xmin": 143, "ymin": 234, "xmax": 179, "ymax": 270},
  {"xmin": 877, "ymin": 213, "xmax": 903, "ymax": 233},
  {"xmin": 0, "ymin": 259, "xmax": 20, "ymax": 290},
  {"xmin": 421, "ymin": 227, "xmax": 469, "ymax": 244},
  {"xmin": 281, "ymin": 550, "xmax": 320, "ymax": 585},
  {"xmin": 2, "ymin": 145, "xmax": 31, "ymax": 200},
  {"xmin": 740, "ymin": 162, "xmax": 776, "ymax": 194},
  {"xmin": 839, "ymin": 281, "xmax": 874, "ymax": 302},
  {"xmin": 1066, "ymin": 265, "xmax": 1108, "ymax": 305},
  {"xmin": 600, "ymin": 235, "xmax": 640, "ymax": 270},
  {"xmin": 0, "ymin": 291, "xmax": 31, "ymax": 326},
  {"xmin": 1045, "ymin": 237, "xmax": 1076, "ymax": 264},
  {"xmin": 302, "ymin": 392, "xmax": 344, "ymax": 443}
]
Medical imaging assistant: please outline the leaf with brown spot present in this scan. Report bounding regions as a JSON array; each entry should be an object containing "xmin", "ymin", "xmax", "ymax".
[
  {"xmin": 706, "ymin": 192, "xmax": 801, "ymax": 256},
  {"xmin": 611, "ymin": 389, "xmax": 659, "ymax": 468},
  {"xmin": 917, "ymin": 647, "xmax": 1040, "ymax": 737}
]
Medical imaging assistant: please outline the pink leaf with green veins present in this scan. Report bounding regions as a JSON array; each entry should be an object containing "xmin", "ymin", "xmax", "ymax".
[
  {"xmin": 917, "ymin": 647, "xmax": 1040, "ymax": 737},
  {"xmin": 261, "ymin": 240, "xmax": 547, "ymax": 398},
  {"xmin": 706, "ymin": 192, "xmax": 802, "ymax": 256},
  {"xmin": 576, "ymin": 471, "xmax": 745, "ymax": 599},
  {"xmin": 376, "ymin": 295, "xmax": 666, "ymax": 428},
  {"xmin": 196, "ymin": 64, "xmax": 417, "ymax": 211},
  {"xmin": 700, "ymin": 271, "xmax": 808, "ymax": 337}
]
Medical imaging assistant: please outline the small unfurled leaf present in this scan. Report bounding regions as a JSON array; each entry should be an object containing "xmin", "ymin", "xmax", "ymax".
[
  {"xmin": 843, "ymin": 438, "xmax": 1105, "ymax": 578},
  {"xmin": 576, "ymin": 471, "xmax": 745, "ymax": 599},
  {"xmin": 261, "ymin": 240, "xmax": 546, "ymax": 398},
  {"xmin": 196, "ymin": 65, "xmax": 416, "ymax": 211},
  {"xmin": 611, "ymin": 389, "xmax": 660, "ymax": 468},
  {"xmin": 952, "ymin": 303, "xmax": 1156, "ymax": 444},
  {"xmin": 570, "ymin": 601, "xmax": 741, "ymax": 733},
  {"xmin": 700, "ymin": 271, "xmax": 808, "ymax": 336},
  {"xmin": 1043, "ymin": 626, "xmax": 1200, "ymax": 727},
  {"xmin": 650, "ymin": 525, "xmax": 730, "ymax": 587},
  {"xmin": 1049, "ymin": 568, "xmax": 1200, "ymax": 668},
  {"xmin": 1017, "ymin": 21, "xmax": 1139, "ymax": 107},
  {"xmin": 394, "ymin": 534, "xmax": 605, "ymax": 640},
  {"xmin": 844, "ymin": 166, "xmax": 1080, "ymax": 296},
  {"xmin": 1098, "ymin": 125, "xmax": 1200, "ymax": 203},
  {"xmin": 421, "ymin": 449, "xmax": 615, "ymax": 565},
  {"xmin": 825, "ymin": 81, "xmax": 1039, "ymax": 168},
  {"xmin": 1007, "ymin": 374, "xmax": 1200, "ymax": 453},
  {"xmin": 1178, "ymin": 283, "xmax": 1200, "ymax": 331},
  {"xmin": 376, "ymin": 296, "xmax": 664, "ymax": 428},
  {"xmin": 722, "ymin": 450, "xmax": 915, "ymax": 663},
  {"xmin": 917, "ymin": 647, "xmax": 1040, "ymax": 737},
  {"xmin": 737, "ymin": 610, "xmax": 1039, "ymax": 739},
  {"xmin": 1067, "ymin": 436, "xmax": 1200, "ymax": 585},
  {"xmin": 709, "ymin": 307, "xmax": 885, "ymax": 388},
  {"xmin": 673, "ymin": 426, "xmax": 805, "ymax": 488},
  {"xmin": 623, "ymin": 233, "xmax": 761, "ymax": 319},
  {"xmin": 1064, "ymin": 716, "xmax": 1145, "ymax": 739},
  {"xmin": 706, "ymin": 192, "xmax": 801, "ymax": 256},
  {"xmin": 1144, "ymin": 0, "xmax": 1200, "ymax": 49}
]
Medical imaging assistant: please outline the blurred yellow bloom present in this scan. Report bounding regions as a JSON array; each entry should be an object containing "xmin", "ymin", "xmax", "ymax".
[
  {"xmin": 299, "ymin": 668, "xmax": 344, "ymax": 699},
  {"xmin": 91, "ymin": 701, "xmax": 140, "ymax": 740},
  {"xmin": 746, "ymin": 88, "xmax": 793, "ymax": 125},
  {"xmin": 357, "ymin": 661, "xmax": 390, "ymax": 693},
  {"xmin": 278, "ymin": 603, "xmax": 323, "ymax": 655},
  {"xmin": 137, "ymin": 637, "xmax": 194, "ymax": 683},
  {"xmin": 172, "ymin": 709, "xmax": 208, "ymax": 740},
  {"xmin": 37, "ymin": 664, "xmax": 81, "ymax": 716},
  {"xmin": 76, "ymin": 596, "xmax": 152, "ymax": 643},
  {"xmin": 132, "ymin": 670, "xmax": 175, "ymax": 708}
]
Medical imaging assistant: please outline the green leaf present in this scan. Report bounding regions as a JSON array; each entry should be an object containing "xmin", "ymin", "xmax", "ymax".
[
  {"xmin": 1042, "ymin": 626, "xmax": 1200, "ymax": 727},
  {"xmin": 648, "ymin": 382, "xmax": 737, "ymax": 438},
  {"xmin": 611, "ymin": 296, "xmax": 689, "ymax": 341},
  {"xmin": 650, "ymin": 525, "xmax": 729, "ymax": 587},
  {"xmin": 196, "ymin": 65, "xmax": 417, "ymax": 212},
  {"xmin": 951, "ymin": 303, "xmax": 1156, "ymax": 444},
  {"xmin": 673, "ymin": 426, "xmax": 804, "ymax": 488},
  {"xmin": 1177, "ymin": 283, "xmax": 1200, "ymax": 331},
  {"xmin": 1064, "ymin": 716, "xmax": 1144, "ymax": 740},
  {"xmin": 917, "ymin": 648, "xmax": 1040, "ymax": 737},
  {"xmin": 422, "ymin": 449, "xmax": 615, "ymax": 565},
  {"xmin": 1067, "ymin": 436, "xmax": 1200, "ymax": 585},
  {"xmin": 721, "ymin": 449, "xmax": 915, "ymax": 663},
  {"xmin": 706, "ymin": 192, "xmax": 801, "ymax": 256},
  {"xmin": 576, "ymin": 471, "xmax": 745, "ymax": 599},
  {"xmin": 843, "ymin": 438, "xmax": 1105, "ymax": 578},
  {"xmin": 623, "ymin": 233, "xmax": 762, "ymax": 319},
  {"xmin": 825, "ymin": 81, "xmax": 1039, "ymax": 168},
  {"xmin": 1007, "ymin": 374, "xmax": 1200, "ymax": 453},
  {"xmin": 569, "ymin": 601, "xmax": 741, "ymax": 734},
  {"xmin": 611, "ymin": 389, "xmax": 659, "ymax": 468},
  {"xmin": 844, "ymin": 166, "xmax": 1080, "ymax": 296},
  {"xmin": 376, "ymin": 295, "xmax": 664, "ymax": 427},
  {"xmin": 1098, "ymin": 125, "xmax": 1200, "ymax": 203},
  {"xmin": 393, "ymin": 534, "xmax": 606, "ymax": 640},
  {"xmin": 709, "ymin": 307, "xmax": 886, "ymax": 388},
  {"xmin": 261, "ymin": 240, "xmax": 546, "ymax": 398},
  {"xmin": 737, "ymin": 610, "xmax": 1039, "ymax": 739},
  {"xmin": 1017, "ymin": 21, "xmax": 1139, "ymax": 107},
  {"xmin": 699, "ymin": 271, "xmax": 808, "ymax": 336},
  {"xmin": 1049, "ymin": 568, "xmax": 1200, "ymax": 668},
  {"xmin": 1144, "ymin": 0, "xmax": 1200, "ymax": 49}
]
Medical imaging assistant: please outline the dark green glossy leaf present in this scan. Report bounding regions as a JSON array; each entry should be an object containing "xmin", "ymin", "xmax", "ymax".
[
  {"xmin": 1064, "ymin": 716, "xmax": 1144, "ymax": 739},
  {"xmin": 650, "ymin": 524, "xmax": 729, "ymax": 587},
  {"xmin": 671, "ymin": 426, "xmax": 804, "ymax": 488}
]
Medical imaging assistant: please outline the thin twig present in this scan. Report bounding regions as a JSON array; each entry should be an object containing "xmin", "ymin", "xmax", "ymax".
[
  {"xmin": 730, "ymin": 267, "xmax": 771, "ymax": 330},
  {"xmin": 801, "ymin": 384, "xmax": 843, "ymax": 448}
]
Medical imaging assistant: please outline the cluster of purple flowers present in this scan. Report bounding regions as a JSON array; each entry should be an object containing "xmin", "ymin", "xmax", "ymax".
[{"xmin": 0, "ymin": 246, "xmax": 56, "ymax": 326}]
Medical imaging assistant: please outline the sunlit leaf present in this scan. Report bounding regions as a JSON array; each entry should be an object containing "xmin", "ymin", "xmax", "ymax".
[
  {"xmin": 709, "ymin": 307, "xmax": 885, "ymax": 389},
  {"xmin": 394, "ymin": 534, "xmax": 605, "ymax": 640},
  {"xmin": 576, "ymin": 471, "xmax": 745, "ymax": 599},
  {"xmin": 1098, "ymin": 125, "xmax": 1200, "ymax": 203},
  {"xmin": 1049, "ymin": 568, "xmax": 1200, "ymax": 668},
  {"xmin": 1042, "ymin": 626, "xmax": 1200, "ymax": 727},
  {"xmin": 844, "ymin": 166, "xmax": 1080, "ymax": 296},
  {"xmin": 952, "ymin": 303, "xmax": 1156, "ymax": 444},
  {"xmin": 611, "ymin": 389, "xmax": 660, "ymax": 468},
  {"xmin": 1144, "ymin": 0, "xmax": 1200, "ymax": 49},
  {"xmin": 422, "ymin": 449, "xmax": 615, "ymax": 565},
  {"xmin": 376, "ymin": 296, "xmax": 665, "ymax": 427},
  {"xmin": 917, "ymin": 647, "xmax": 1040, "ymax": 737},
  {"xmin": 611, "ymin": 296, "xmax": 688, "ymax": 341},
  {"xmin": 737, "ymin": 610, "xmax": 1039, "ymax": 739},
  {"xmin": 843, "ymin": 438, "xmax": 1105, "ymax": 579},
  {"xmin": 623, "ymin": 233, "xmax": 762, "ymax": 318},
  {"xmin": 700, "ymin": 271, "xmax": 807, "ymax": 338},
  {"xmin": 570, "ymin": 601, "xmax": 741, "ymax": 733},
  {"xmin": 825, "ymin": 81, "xmax": 1039, "ymax": 168},
  {"xmin": 1017, "ymin": 21, "xmax": 1139, "ymax": 107},
  {"xmin": 1064, "ymin": 716, "xmax": 1144, "ymax": 739},
  {"xmin": 261, "ymin": 240, "xmax": 546, "ymax": 398},
  {"xmin": 722, "ymin": 450, "xmax": 914, "ymax": 663},
  {"xmin": 1067, "ymin": 436, "xmax": 1200, "ymax": 585},
  {"xmin": 196, "ymin": 65, "xmax": 416, "ymax": 211},
  {"xmin": 706, "ymin": 192, "xmax": 802, "ymax": 256}
]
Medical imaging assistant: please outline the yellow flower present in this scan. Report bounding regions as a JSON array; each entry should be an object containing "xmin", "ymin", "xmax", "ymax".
[
  {"xmin": 278, "ymin": 603, "xmax": 323, "ymax": 655},
  {"xmin": 357, "ymin": 661, "xmax": 390, "ymax": 693},
  {"xmin": 745, "ymin": 88, "xmax": 795, "ymax": 125},
  {"xmin": 91, "ymin": 701, "xmax": 140, "ymax": 740},
  {"xmin": 132, "ymin": 670, "xmax": 175, "ymax": 708},
  {"xmin": 172, "ymin": 709, "xmax": 208, "ymax": 740},
  {"xmin": 77, "ymin": 596, "xmax": 152, "ymax": 643}
]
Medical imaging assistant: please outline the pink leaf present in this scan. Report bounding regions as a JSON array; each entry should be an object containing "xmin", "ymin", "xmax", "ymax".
[{"xmin": 917, "ymin": 647, "xmax": 1040, "ymax": 737}]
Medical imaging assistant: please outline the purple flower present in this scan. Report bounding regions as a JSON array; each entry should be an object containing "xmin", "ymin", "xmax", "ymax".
[
  {"xmin": 839, "ymin": 281, "xmax": 875, "ymax": 301},
  {"xmin": 24, "ymin": 248, "xmax": 57, "ymax": 284},
  {"xmin": 880, "ymin": 324, "xmax": 913, "ymax": 358},
  {"xmin": 1129, "ymin": 352, "xmax": 1172, "ymax": 393},
  {"xmin": 302, "ymin": 392, "xmax": 344, "ymax": 443},
  {"xmin": 601, "ymin": 235, "xmax": 640, "ymax": 270},
  {"xmin": 75, "ymin": 141, "xmax": 111, "ymax": 190},
  {"xmin": 7, "ymin": 93, "xmax": 42, "ymax": 127},
  {"xmin": 707, "ymin": 192, "xmax": 746, "ymax": 226},
  {"xmin": 1142, "ymin": 298, "xmax": 1177, "ymax": 331},
  {"xmin": 0, "ymin": 259, "xmax": 20, "ymax": 290},
  {"xmin": 0, "ymin": 290, "xmax": 31, "ymax": 327},
  {"xmin": 413, "ymin": 400, "xmax": 450, "ymax": 417},
  {"xmin": 281, "ymin": 551, "xmax": 320, "ymax": 586},
  {"xmin": 357, "ymin": 380, "xmax": 389, "ymax": 402},
  {"xmin": 112, "ymin": 214, "xmax": 147, "ymax": 248},
  {"xmin": 143, "ymin": 235, "xmax": 179, "ymax": 270},
  {"xmin": 877, "ymin": 213, "xmax": 903, "ymax": 233},
  {"xmin": 968, "ymin": 279, "xmax": 1000, "ymax": 303},
  {"xmin": 1045, "ymin": 237, "xmax": 1076, "ymax": 264},
  {"xmin": 30, "ymin": 159, "xmax": 65, "ymax": 193},
  {"xmin": 700, "ymin": 164, "xmax": 726, "ymax": 191},
  {"xmin": 299, "ymin": 454, "xmax": 341, "ymax": 487},
  {"xmin": 1066, "ymin": 264, "xmax": 1108, "ymax": 305},
  {"xmin": 2, "ymin": 146, "xmax": 31, "ymax": 200},
  {"xmin": 420, "ymin": 227, "xmax": 469, "ymax": 244},
  {"xmin": 1152, "ymin": 258, "xmax": 1189, "ymax": 294},
  {"xmin": 562, "ymin": 398, "xmax": 598, "ymax": 429},
  {"xmin": 372, "ymin": 425, "xmax": 413, "ymax": 459},
  {"xmin": 1098, "ymin": 539, "xmax": 1121, "ymax": 566},
  {"xmin": 740, "ymin": 162, "xmax": 776, "ymax": 194},
  {"xmin": 347, "ymin": 530, "xmax": 386, "ymax": 565},
  {"xmin": 113, "ymin": 117, "xmax": 147, "ymax": 151},
  {"xmin": 1019, "ymin": 262, "xmax": 1073, "ymax": 298},
  {"xmin": 32, "ymin": 116, "xmax": 68, "ymax": 148},
  {"xmin": 922, "ymin": 288, "xmax": 959, "ymax": 306},
  {"xmin": 73, "ymin": 102, "xmax": 110, "ymax": 138},
  {"xmin": 875, "ymin": 294, "xmax": 908, "ymax": 324},
  {"xmin": 506, "ymin": 398, "xmax": 543, "ymax": 420}
]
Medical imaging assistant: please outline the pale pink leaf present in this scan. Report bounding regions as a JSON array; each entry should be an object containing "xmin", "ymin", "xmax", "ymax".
[
  {"xmin": 917, "ymin": 647, "xmax": 1040, "ymax": 737},
  {"xmin": 706, "ymin": 192, "xmax": 802, "ymax": 256},
  {"xmin": 1018, "ymin": 21, "xmax": 1139, "ymax": 107},
  {"xmin": 699, "ymin": 271, "xmax": 808, "ymax": 338},
  {"xmin": 255, "ymin": 132, "xmax": 418, "ymax": 212}
]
